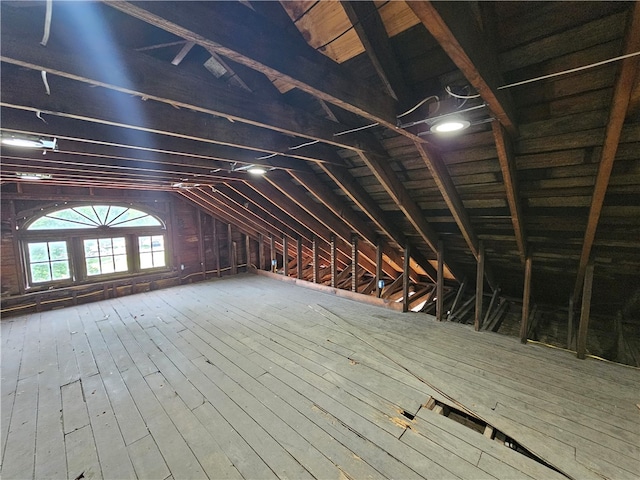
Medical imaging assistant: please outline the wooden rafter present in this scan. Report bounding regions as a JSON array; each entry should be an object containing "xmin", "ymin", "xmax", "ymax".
[
  {"xmin": 106, "ymin": 1, "xmax": 398, "ymax": 128},
  {"xmin": 407, "ymin": 1, "xmax": 517, "ymax": 135},
  {"xmin": 573, "ymin": 3, "xmax": 640, "ymax": 301},
  {"xmin": 492, "ymin": 121, "xmax": 527, "ymax": 264}
]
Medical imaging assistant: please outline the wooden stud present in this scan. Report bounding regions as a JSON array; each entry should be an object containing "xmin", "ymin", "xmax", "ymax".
[
  {"xmin": 375, "ymin": 240, "xmax": 383, "ymax": 298},
  {"xmin": 269, "ymin": 235, "xmax": 276, "ymax": 273},
  {"xmin": 330, "ymin": 236, "xmax": 337, "ymax": 288},
  {"xmin": 483, "ymin": 286, "xmax": 501, "ymax": 328},
  {"xmin": 257, "ymin": 233, "xmax": 264, "ymax": 271},
  {"xmin": 231, "ymin": 241, "xmax": 238, "ymax": 275},
  {"xmin": 296, "ymin": 237, "xmax": 303, "ymax": 279},
  {"xmin": 313, "ymin": 237, "xmax": 320, "ymax": 284},
  {"xmin": 351, "ymin": 236, "xmax": 359, "ymax": 293},
  {"xmin": 245, "ymin": 234, "xmax": 251, "ymax": 270},
  {"xmin": 227, "ymin": 223, "xmax": 233, "ymax": 274},
  {"xmin": 474, "ymin": 241, "xmax": 485, "ymax": 331},
  {"xmin": 436, "ymin": 240, "xmax": 444, "ymax": 321},
  {"xmin": 282, "ymin": 235, "xmax": 289, "ymax": 276},
  {"xmin": 447, "ymin": 278, "xmax": 466, "ymax": 321},
  {"xmin": 197, "ymin": 210, "xmax": 205, "ymax": 278},
  {"xmin": 520, "ymin": 256, "xmax": 533, "ymax": 344},
  {"xmin": 577, "ymin": 263, "xmax": 595, "ymax": 359},
  {"xmin": 403, "ymin": 242, "xmax": 411, "ymax": 313},
  {"xmin": 214, "ymin": 218, "xmax": 221, "ymax": 277},
  {"xmin": 9, "ymin": 201, "xmax": 26, "ymax": 295}
]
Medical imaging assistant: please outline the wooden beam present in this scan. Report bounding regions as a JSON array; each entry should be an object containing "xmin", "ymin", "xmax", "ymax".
[
  {"xmin": 313, "ymin": 237, "xmax": 320, "ymax": 284},
  {"xmin": 407, "ymin": 1, "xmax": 517, "ymax": 134},
  {"xmin": 330, "ymin": 236, "xmax": 338, "ymax": 288},
  {"xmin": 375, "ymin": 241, "xmax": 383, "ymax": 298},
  {"xmin": 197, "ymin": 210, "xmax": 206, "ymax": 277},
  {"xmin": 436, "ymin": 241, "xmax": 444, "ymax": 322},
  {"xmin": 520, "ymin": 256, "xmax": 533, "ymax": 344},
  {"xmin": 282, "ymin": 235, "xmax": 289, "ymax": 276},
  {"xmin": 258, "ymin": 233, "xmax": 265, "ymax": 271},
  {"xmin": 351, "ymin": 237, "xmax": 359, "ymax": 293},
  {"xmin": 270, "ymin": 235, "xmax": 276, "ymax": 272},
  {"xmin": 573, "ymin": 3, "xmax": 640, "ymax": 301},
  {"xmin": 228, "ymin": 223, "xmax": 235, "ymax": 274},
  {"xmin": 106, "ymin": 1, "xmax": 398, "ymax": 128},
  {"xmin": 577, "ymin": 263, "xmax": 595, "ymax": 359},
  {"xmin": 474, "ymin": 241, "xmax": 485, "ymax": 331},
  {"xmin": 214, "ymin": 219, "xmax": 221, "ymax": 277},
  {"xmin": 447, "ymin": 278, "xmax": 466, "ymax": 321},
  {"xmin": 492, "ymin": 121, "xmax": 527, "ymax": 264},
  {"xmin": 403, "ymin": 242, "xmax": 411, "ymax": 313},
  {"xmin": 297, "ymin": 238, "xmax": 303, "ymax": 280},
  {"xmin": 340, "ymin": 1, "xmax": 409, "ymax": 102},
  {"xmin": 171, "ymin": 40, "xmax": 196, "ymax": 66}
]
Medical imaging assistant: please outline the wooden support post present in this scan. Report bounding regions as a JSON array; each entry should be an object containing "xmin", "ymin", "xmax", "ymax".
[
  {"xmin": 474, "ymin": 241, "xmax": 485, "ymax": 331},
  {"xmin": 214, "ymin": 218, "xmax": 221, "ymax": 277},
  {"xmin": 283, "ymin": 235, "xmax": 289, "ymax": 276},
  {"xmin": 232, "ymin": 241, "xmax": 238, "ymax": 275},
  {"xmin": 519, "ymin": 256, "xmax": 533, "ymax": 344},
  {"xmin": 375, "ymin": 240, "xmax": 383, "ymax": 298},
  {"xmin": 330, "ymin": 236, "xmax": 337, "ymax": 287},
  {"xmin": 245, "ymin": 234, "xmax": 251, "ymax": 269},
  {"xmin": 577, "ymin": 263, "xmax": 595, "ymax": 359},
  {"xmin": 436, "ymin": 240, "xmax": 444, "ymax": 321},
  {"xmin": 403, "ymin": 242, "xmax": 411, "ymax": 313},
  {"xmin": 567, "ymin": 296, "xmax": 575, "ymax": 349},
  {"xmin": 448, "ymin": 278, "xmax": 466, "ymax": 321},
  {"xmin": 351, "ymin": 236, "xmax": 359, "ymax": 292},
  {"xmin": 9, "ymin": 201, "xmax": 26, "ymax": 295},
  {"xmin": 313, "ymin": 237, "xmax": 320, "ymax": 284},
  {"xmin": 197, "ymin": 210, "xmax": 206, "ymax": 278},
  {"xmin": 269, "ymin": 235, "xmax": 276, "ymax": 272},
  {"xmin": 297, "ymin": 237, "xmax": 303, "ymax": 279},
  {"xmin": 227, "ymin": 223, "xmax": 233, "ymax": 274},
  {"xmin": 258, "ymin": 233, "xmax": 265, "ymax": 271}
]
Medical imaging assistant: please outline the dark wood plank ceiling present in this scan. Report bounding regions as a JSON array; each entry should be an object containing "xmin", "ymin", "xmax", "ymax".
[{"xmin": 1, "ymin": 1, "xmax": 638, "ymax": 306}]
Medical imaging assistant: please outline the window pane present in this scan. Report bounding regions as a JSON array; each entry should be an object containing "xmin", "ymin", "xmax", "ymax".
[
  {"xmin": 152, "ymin": 251, "xmax": 165, "ymax": 267},
  {"xmin": 73, "ymin": 206, "xmax": 100, "ymax": 225},
  {"xmin": 31, "ymin": 263, "xmax": 51, "ymax": 282},
  {"xmin": 152, "ymin": 235, "xmax": 164, "ymax": 249},
  {"xmin": 139, "ymin": 236, "xmax": 151, "ymax": 252},
  {"xmin": 84, "ymin": 239, "xmax": 98, "ymax": 257},
  {"xmin": 139, "ymin": 252, "xmax": 153, "ymax": 269},
  {"xmin": 51, "ymin": 261, "xmax": 71, "ymax": 280},
  {"xmin": 100, "ymin": 256, "xmax": 115, "ymax": 274},
  {"xmin": 112, "ymin": 237, "xmax": 127, "ymax": 254},
  {"xmin": 28, "ymin": 243, "xmax": 49, "ymax": 262},
  {"xmin": 29, "ymin": 205, "xmax": 163, "ymax": 230},
  {"xmin": 114, "ymin": 254, "xmax": 128, "ymax": 272},
  {"xmin": 86, "ymin": 257, "xmax": 101, "ymax": 276},
  {"xmin": 99, "ymin": 238, "xmax": 113, "ymax": 253},
  {"xmin": 49, "ymin": 241, "xmax": 68, "ymax": 260}
]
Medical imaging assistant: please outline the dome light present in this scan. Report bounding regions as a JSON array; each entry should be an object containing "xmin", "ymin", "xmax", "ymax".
[
  {"xmin": 247, "ymin": 166, "xmax": 267, "ymax": 175},
  {"xmin": 430, "ymin": 118, "xmax": 470, "ymax": 134}
]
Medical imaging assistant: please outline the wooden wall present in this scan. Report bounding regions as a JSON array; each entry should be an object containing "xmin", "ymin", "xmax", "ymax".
[{"xmin": 0, "ymin": 184, "xmax": 251, "ymax": 315}]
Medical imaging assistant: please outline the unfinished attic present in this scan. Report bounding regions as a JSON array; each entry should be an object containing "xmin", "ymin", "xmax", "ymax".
[{"xmin": 1, "ymin": 1, "xmax": 639, "ymax": 479}]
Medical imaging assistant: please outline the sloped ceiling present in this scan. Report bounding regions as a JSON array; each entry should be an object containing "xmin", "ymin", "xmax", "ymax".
[{"xmin": 1, "ymin": 1, "xmax": 639, "ymax": 306}]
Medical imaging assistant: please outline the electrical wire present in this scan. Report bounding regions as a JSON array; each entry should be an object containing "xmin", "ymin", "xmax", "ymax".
[
  {"xmin": 397, "ymin": 95, "xmax": 439, "ymax": 118},
  {"xmin": 40, "ymin": 0, "xmax": 53, "ymax": 46},
  {"xmin": 445, "ymin": 85, "xmax": 480, "ymax": 100},
  {"xmin": 498, "ymin": 50, "xmax": 640, "ymax": 90},
  {"xmin": 333, "ymin": 122, "xmax": 378, "ymax": 136},
  {"xmin": 41, "ymin": 71, "xmax": 51, "ymax": 95}
]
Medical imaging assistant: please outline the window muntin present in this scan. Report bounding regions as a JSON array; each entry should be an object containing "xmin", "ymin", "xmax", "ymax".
[
  {"xmin": 27, "ymin": 241, "xmax": 71, "ymax": 283},
  {"xmin": 138, "ymin": 235, "xmax": 166, "ymax": 269},
  {"xmin": 84, "ymin": 237, "xmax": 128, "ymax": 276},
  {"xmin": 28, "ymin": 205, "xmax": 162, "ymax": 230}
]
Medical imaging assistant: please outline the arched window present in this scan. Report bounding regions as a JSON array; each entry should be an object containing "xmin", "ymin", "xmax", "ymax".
[{"xmin": 20, "ymin": 204, "xmax": 169, "ymax": 288}]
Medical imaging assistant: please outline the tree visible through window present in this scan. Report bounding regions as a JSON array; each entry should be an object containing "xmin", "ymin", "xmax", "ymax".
[
  {"xmin": 84, "ymin": 237, "xmax": 128, "ymax": 276},
  {"xmin": 27, "ymin": 241, "xmax": 71, "ymax": 283}
]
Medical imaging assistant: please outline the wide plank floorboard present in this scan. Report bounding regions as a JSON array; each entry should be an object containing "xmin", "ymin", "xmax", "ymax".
[{"xmin": 1, "ymin": 274, "xmax": 638, "ymax": 480}]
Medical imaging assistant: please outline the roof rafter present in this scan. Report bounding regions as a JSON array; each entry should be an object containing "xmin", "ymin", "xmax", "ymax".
[{"xmin": 573, "ymin": 2, "xmax": 640, "ymax": 301}]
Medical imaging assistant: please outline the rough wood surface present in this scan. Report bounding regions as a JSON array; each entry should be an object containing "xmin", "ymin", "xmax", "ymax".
[{"xmin": 1, "ymin": 276, "xmax": 637, "ymax": 480}]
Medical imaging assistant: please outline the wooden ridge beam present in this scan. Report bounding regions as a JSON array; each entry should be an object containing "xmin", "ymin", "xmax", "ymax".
[
  {"xmin": 573, "ymin": 2, "xmax": 640, "ymax": 301},
  {"xmin": 106, "ymin": 1, "xmax": 398, "ymax": 128},
  {"xmin": 407, "ymin": 1, "xmax": 517, "ymax": 135}
]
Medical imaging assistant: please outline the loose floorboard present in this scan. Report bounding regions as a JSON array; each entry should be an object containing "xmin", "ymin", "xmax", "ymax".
[{"xmin": 1, "ymin": 274, "xmax": 638, "ymax": 480}]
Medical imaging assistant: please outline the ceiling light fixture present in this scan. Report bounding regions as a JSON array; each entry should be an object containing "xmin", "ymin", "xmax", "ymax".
[
  {"xmin": 1, "ymin": 134, "xmax": 57, "ymax": 150},
  {"xmin": 430, "ymin": 118, "xmax": 471, "ymax": 134},
  {"xmin": 247, "ymin": 166, "xmax": 267, "ymax": 175},
  {"xmin": 15, "ymin": 172, "xmax": 53, "ymax": 180}
]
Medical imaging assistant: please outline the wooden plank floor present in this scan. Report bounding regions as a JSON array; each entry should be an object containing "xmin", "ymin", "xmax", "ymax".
[{"xmin": 1, "ymin": 274, "xmax": 638, "ymax": 480}]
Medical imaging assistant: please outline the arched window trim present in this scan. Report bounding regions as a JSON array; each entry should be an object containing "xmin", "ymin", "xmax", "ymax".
[{"xmin": 18, "ymin": 202, "xmax": 171, "ymax": 290}]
